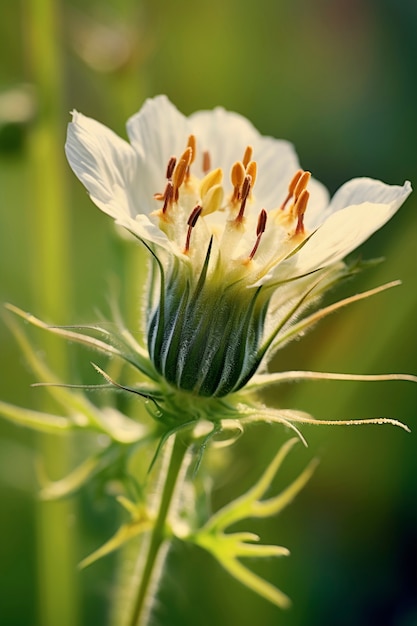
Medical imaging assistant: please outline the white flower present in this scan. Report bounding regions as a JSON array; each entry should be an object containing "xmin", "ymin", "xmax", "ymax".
[
  {"xmin": 65, "ymin": 95, "xmax": 411, "ymax": 398},
  {"xmin": 66, "ymin": 95, "xmax": 410, "ymax": 280}
]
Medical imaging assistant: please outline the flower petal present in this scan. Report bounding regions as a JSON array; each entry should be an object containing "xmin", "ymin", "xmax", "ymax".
[
  {"xmin": 190, "ymin": 107, "xmax": 300, "ymax": 209},
  {"xmin": 281, "ymin": 179, "xmax": 412, "ymax": 276},
  {"xmin": 65, "ymin": 110, "xmax": 173, "ymax": 250},
  {"xmin": 126, "ymin": 95, "xmax": 190, "ymax": 207}
]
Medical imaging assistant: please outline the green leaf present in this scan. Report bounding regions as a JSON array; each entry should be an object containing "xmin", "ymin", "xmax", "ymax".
[
  {"xmin": 0, "ymin": 400, "xmax": 71, "ymax": 433},
  {"xmin": 39, "ymin": 453, "xmax": 104, "ymax": 499},
  {"xmin": 79, "ymin": 502, "xmax": 153, "ymax": 569},
  {"xmin": 184, "ymin": 438, "xmax": 316, "ymax": 609}
]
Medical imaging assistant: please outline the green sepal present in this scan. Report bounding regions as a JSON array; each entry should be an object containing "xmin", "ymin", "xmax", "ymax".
[{"xmin": 147, "ymin": 242, "xmax": 272, "ymax": 397}]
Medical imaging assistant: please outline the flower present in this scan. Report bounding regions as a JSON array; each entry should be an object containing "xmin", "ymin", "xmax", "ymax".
[{"xmin": 65, "ymin": 96, "xmax": 411, "ymax": 400}]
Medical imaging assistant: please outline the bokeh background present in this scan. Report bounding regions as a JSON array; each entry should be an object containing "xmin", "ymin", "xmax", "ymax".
[{"xmin": 0, "ymin": 1, "xmax": 416, "ymax": 625}]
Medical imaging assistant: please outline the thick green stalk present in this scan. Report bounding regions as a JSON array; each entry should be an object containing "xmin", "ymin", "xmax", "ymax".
[
  {"xmin": 25, "ymin": 1, "xmax": 78, "ymax": 625},
  {"xmin": 127, "ymin": 435, "xmax": 189, "ymax": 626}
]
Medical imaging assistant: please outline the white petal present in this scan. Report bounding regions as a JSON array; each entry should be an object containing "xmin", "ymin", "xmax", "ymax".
[
  {"xmin": 65, "ymin": 110, "xmax": 172, "ymax": 251},
  {"xmin": 303, "ymin": 177, "xmax": 330, "ymax": 229},
  {"xmin": 253, "ymin": 136, "xmax": 300, "ymax": 211},
  {"xmin": 190, "ymin": 108, "xmax": 300, "ymax": 208},
  {"xmin": 327, "ymin": 177, "xmax": 411, "ymax": 213},
  {"xmin": 189, "ymin": 107, "xmax": 261, "ymax": 174},
  {"xmin": 126, "ymin": 96, "xmax": 190, "ymax": 208},
  {"xmin": 284, "ymin": 179, "xmax": 412, "ymax": 276},
  {"xmin": 127, "ymin": 95, "xmax": 189, "ymax": 161}
]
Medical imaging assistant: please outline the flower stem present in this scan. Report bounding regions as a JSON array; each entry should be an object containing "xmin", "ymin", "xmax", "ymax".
[{"xmin": 128, "ymin": 434, "xmax": 189, "ymax": 626}]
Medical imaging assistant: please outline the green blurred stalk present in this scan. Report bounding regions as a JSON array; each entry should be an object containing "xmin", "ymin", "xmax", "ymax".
[{"xmin": 25, "ymin": 1, "xmax": 79, "ymax": 625}]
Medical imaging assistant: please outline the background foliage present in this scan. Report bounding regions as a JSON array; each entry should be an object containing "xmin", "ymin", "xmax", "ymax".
[{"xmin": 0, "ymin": 1, "xmax": 416, "ymax": 625}]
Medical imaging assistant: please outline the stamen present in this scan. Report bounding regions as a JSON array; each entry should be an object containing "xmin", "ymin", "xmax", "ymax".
[
  {"xmin": 235, "ymin": 174, "xmax": 252, "ymax": 222},
  {"xmin": 242, "ymin": 145, "xmax": 253, "ymax": 169},
  {"xmin": 293, "ymin": 170, "xmax": 311, "ymax": 199},
  {"xmin": 279, "ymin": 169, "xmax": 303, "ymax": 211},
  {"xmin": 166, "ymin": 156, "xmax": 177, "ymax": 180},
  {"xmin": 231, "ymin": 161, "xmax": 245, "ymax": 202},
  {"xmin": 202, "ymin": 150, "xmax": 211, "ymax": 174},
  {"xmin": 245, "ymin": 160, "xmax": 257, "ymax": 188},
  {"xmin": 248, "ymin": 209, "xmax": 267, "ymax": 260},
  {"xmin": 154, "ymin": 156, "xmax": 177, "ymax": 201},
  {"xmin": 185, "ymin": 135, "xmax": 196, "ymax": 181},
  {"xmin": 172, "ymin": 148, "xmax": 192, "ymax": 200},
  {"xmin": 184, "ymin": 205, "xmax": 203, "ymax": 253},
  {"xmin": 162, "ymin": 181, "xmax": 174, "ymax": 214},
  {"xmin": 294, "ymin": 189, "xmax": 309, "ymax": 235},
  {"xmin": 200, "ymin": 168, "xmax": 223, "ymax": 199},
  {"xmin": 201, "ymin": 184, "xmax": 223, "ymax": 216},
  {"xmin": 187, "ymin": 135, "xmax": 196, "ymax": 164}
]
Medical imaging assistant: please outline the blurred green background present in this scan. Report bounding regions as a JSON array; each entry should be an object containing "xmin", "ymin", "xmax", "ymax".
[{"xmin": 0, "ymin": 0, "xmax": 416, "ymax": 625}]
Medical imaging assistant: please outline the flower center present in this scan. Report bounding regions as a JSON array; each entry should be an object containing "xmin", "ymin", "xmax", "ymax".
[{"xmin": 153, "ymin": 136, "xmax": 311, "ymax": 279}]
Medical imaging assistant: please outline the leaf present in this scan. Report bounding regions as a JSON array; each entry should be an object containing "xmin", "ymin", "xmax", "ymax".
[
  {"xmin": 184, "ymin": 438, "xmax": 315, "ymax": 609},
  {"xmin": 79, "ymin": 505, "xmax": 153, "ymax": 569},
  {"xmin": 5, "ymin": 303, "xmax": 155, "ymax": 378},
  {"xmin": 39, "ymin": 453, "xmax": 104, "ymax": 499},
  {"xmin": 0, "ymin": 400, "xmax": 71, "ymax": 434}
]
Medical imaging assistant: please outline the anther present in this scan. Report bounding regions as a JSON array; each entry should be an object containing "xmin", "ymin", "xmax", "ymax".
[
  {"xmin": 166, "ymin": 156, "xmax": 177, "ymax": 180},
  {"xmin": 202, "ymin": 150, "xmax": 211, "ymax": 174},
  {"xmin": 242, "ymin": 146, "xmax": 253, "ymax": 169},
  {"xmin": 293, "ymin": 170, "xmax": 311, "ymax": 199},
  {"xmin": 172, "ymin": 148, "xmax": 192, "ymax": 200},
  {"xmin": 201, "ymin": 184, "xmax": 223, "ymax": 216},
  {"xmin": 154, "ymin": 156, "xmax": 177, "ymax": 202},
  {"xmin": 245, "ymin": 160, "xmax": 257, "ymax": 188},
  {"xmin": 279, "ymin": 169, "xmax": 303, "ymax": 211},
  {"xmin": 294, "ymin": 189, "xmax": 309, "ymax": 235},
  {"xmin": 162, "ymin": 181, "xmax": 174, "ymax": 214},
  {"xmin": 184, "ymin": 205, "xmax": 203, "ymax": 253},
  {"xmin": 235, "ymin": 174, "xmax": 252, "ymax": 222},
  {"xmin": 187, "ymin": 135, "xmax": 196, "ymax": 164},
  {"xmin": 231, "ymin": 161, "xmax": 245, "ymax": 202},
  {"xmin": 200, "ymin": 168, "xmax": 223, "ymax": 199},
  {"xmin": 248, "ymin": 209, "xmax": 267, "ymax": 261}
]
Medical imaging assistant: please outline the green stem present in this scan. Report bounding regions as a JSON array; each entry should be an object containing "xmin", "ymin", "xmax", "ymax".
[
  {"xmin": 25, "ymin": 1, "xmax": 77, "ymax": 625},
  {"xmin": 128, "ymin": 435, "xmax": 189, "ymax": 626}
]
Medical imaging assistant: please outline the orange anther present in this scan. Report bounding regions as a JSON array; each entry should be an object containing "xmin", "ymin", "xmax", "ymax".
[
  {"xmin": 294, "ymin": 170, "xmax": 311, "ymax": 199},
  {"xmin": 231, "ymin": 161, "xmax": 245, "ymax": 188},
  {"xmin": 202, "ymin": 150, "xmax": 211, "ymax": 174},
  {"xmin": 172, "ymin": 153, "xmax": 190, "ymax": 193},
  {"xmin": 230, "ymin": 161, "xmax": 246, "ymax": 202},
  {"xmin": 235, "ymin": 174, "xmax": 252, "ymax": 222},
  {"xmin": 288, "ymin": 169, "xmax": 303, "ymax": 196},
  {"xmin": 245, "ymin": 160, "xmax": 257, "ymax": 188},
  {"xmin": 187, "ymin": 135, "xmax": 196, "ymax": 163},
  {"xmin": 294, "ymin": 189, "xmax": 309, "ymax": 235},
  {"xmin": 279, "ymin": 169, "xmax": 303, "ymax": 211},
  {"xmin": 242, "ymin": 145, "xmax": 253, "ymax": 169}
]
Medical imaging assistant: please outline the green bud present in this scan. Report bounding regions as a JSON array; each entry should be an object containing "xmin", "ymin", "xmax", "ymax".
[{"xmin": 147, "ymin": 241, "xmax": 271, "ymax": 397}]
